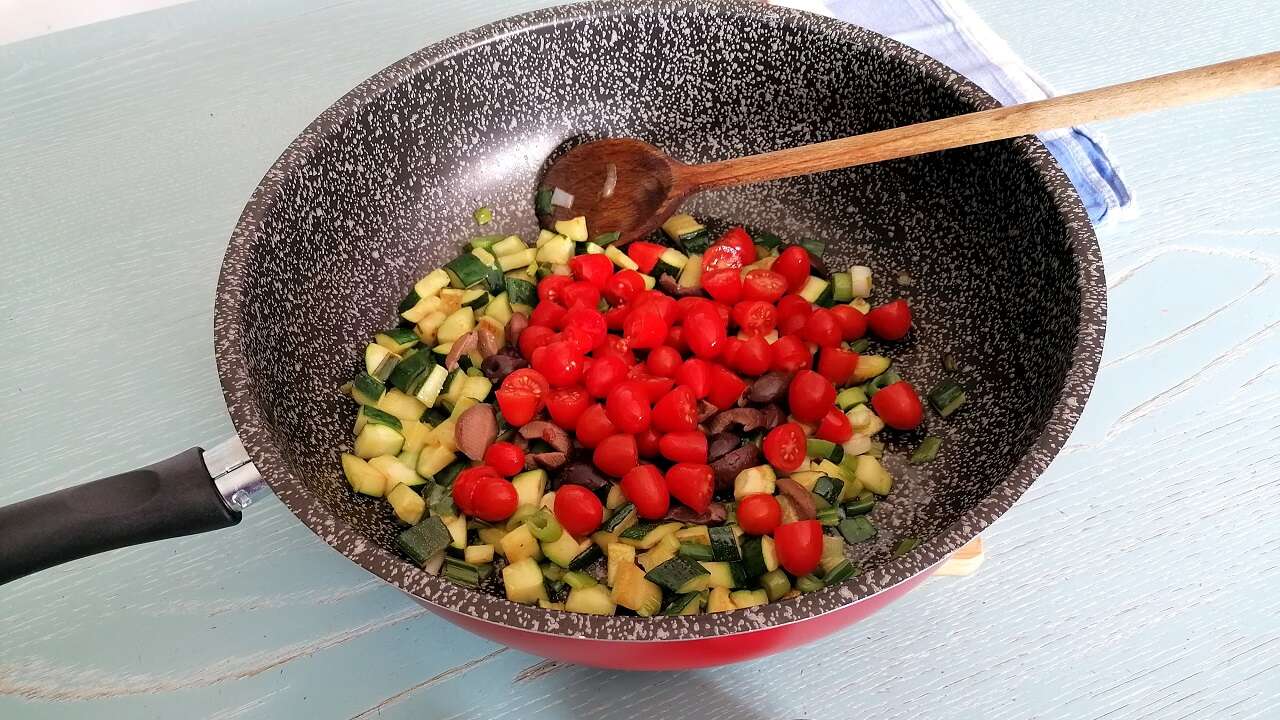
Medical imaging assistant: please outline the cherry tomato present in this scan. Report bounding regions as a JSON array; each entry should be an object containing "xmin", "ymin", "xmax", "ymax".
[
  {"xmin": 658, "ymin": 431, "xmax": 708, "ymax": 464},
  {"xmin": 788, "ymin": 370, "xmax": 837, "ymax": 423},
  {"xmin": 804, "ymin": 308, "xmax": 843, "ymax": 347},
  {"xmin": 730, "ymin": 334, "xmax": 771, "ymax": 377},
  {"xmin": 627, "ymin": 369, "xmax": 675, "ymax": 403},
  {"xmin": 620, "ymin": 465, "xmax": 669, "ymax": 520},
  {"xmin": 770, "ymin": 334, "xmax": 811, "ymax": 372},
  {"xmin": 483, "ymin": 442, "xmax": 525, "ymax": 477},
  {"xmin": 606, "ymin": 381, "xmax": 651, "ymax": 434},
  {"xmin": 568, "ymin": 253, "xmax": 614, "ymax": 289},
  {"xmin": 452, "ymin": 466, "xmax": 499, "ymax": 515},
  {"xmin": 775, "ymin": 520, "xmax": 823, "ymax": 576},
  {"xmin": 718, "ymin": 336, "xmax": 744, "ymax": 369},
  {"xmin": 866, "ymin": 299, "xmax": 912, "ymax": 341},
  {"xmin": 702, "ymin": 268, "xmax": 743, "ymax": 304},
  {"xmin": 830, "ymin": 305, "xmax": 868, "ymax": 341},
  {"xmin": 564, "ymin": 281, "xmax": 602, "ymax": 312},
  {"xmin": 501, "ymin": 369, "xmax": 550, "ymax": 404},
  {"xmin": 574, "ymin": 403, "xmax": 616, "ymax": 449},
  {"xmin": 646, "ymin": 345, "xmax": 682, "ymax": 378},
  {"xmin": 555, "ymin": 484, "xmax": 604, "ymax": 536},
  {"xmin": 665, "ymin": 323, "xmax": 688, "ymax": 354},
  {"xmin": 545, "ymin": 387, "xmax": 591, "ymax": 430},
  {"xmin": 703, "ymin": 227, "xmax": 756, "ymax": 272},
  {"xmin": 732, "ymin": 300, "xmax": 777, "ymax": 337},
  {"xmin": 624, "ymin": 306, "xmax": 668, "ymax": 350},
  {"xmin": 776, "ymin": 294, "xmax": 814, "ymax": 323},
  {"xmin": 870, "ymin": 381, "xmax": 924, "ymax": 430},
  {"xmin": 773, "ymin": 245, "xmax": 811, "ymax": 292},
  {"xmin": 675, "ymin": 358, "xmax": 714, "ymax": 399},
  {"xmin": 736, "ymin": 493, "xmax": 782, "ymax": 536},
  {"xmin": 665, "ymin": 463, "xmax": 714, "ymax": 514},
  {"xmin": 742, "ymin": 269, "xmax": 788, "ymax": 303},
  {"xmin": 816, "ymin": 405, "xmax": 854, "ymax": 443},
  {"xmin": 763, "ymin": 422, "xmax": 806, "ymax": 472},
  {"xmin": 529, "ymin": 300, "xmax": 567, "ymax": 329},
  {"xmin": 532, "ymin": 340, "xmax": 585, "ymax": 387},
  {"xmin": 816, "ymin": 347, "xmax": 861, "ymax": 386},
  {"xmin": 537, "ymin": 275, "xmax": 572, "ymax": 305},
  {"xmin": 584, "ymin": 352, "xmax": 628, "ymax": 398},
  {"xmin": 675, "ymin": 296, "xmax": 716, "ymax": 321},
  {"xmin": 495, "ymin": 389, "xmax": 538, "ymax": 426},
  {"xmin": 604, "ymin": 304, "xmax": 632, "ymax": 331},
  {"xmin": 684, "ymin": 309, "xmax": 726, "ymax": 359},
  {"xmin": 560, "ymin": 325, "xmax": 594, "ymax": 356},
  {"xmin": 597, "ymin": 335, "xmax": 637, "ymax": 366},
  {"xmin": 652, "ymin": 385, "xmax": 699, "ymax": 433},
  {"xmin": 593, "ymin": 433, "xmax": 638, "ymax": 478},
  {"xmin": 604, "ymin": 269, "xmax": 645, "ymax": 306},
  {"xmin": 517, "ymin": 324, "xmax": 556, "ymax": 360},
  {"xmin": 636, "ymin": 427, "xmax": 662, "ymax": 458},
  {"xmin": 471, "ymin": 477, "xmax": 519, "ymax": 521},
  {"xmin": 706, "ymin": 363, "xmax": 747, "ymax": 409},
  {"xmin": 632, "ymin": 290, "xmax": 678, "ymax": 325},
  {"xmin": 778, "ymin": 313, "xmax": 808, "ymax": 337},
  {"xmin": 626, "ymin": 241, "xmax": 666, "ymax": 274}
]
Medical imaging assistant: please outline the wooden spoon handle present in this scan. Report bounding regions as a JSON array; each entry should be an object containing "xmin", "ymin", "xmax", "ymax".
[{"xmin": 681, "ymin": 50, "xmax": 1280, "ymax": 190}]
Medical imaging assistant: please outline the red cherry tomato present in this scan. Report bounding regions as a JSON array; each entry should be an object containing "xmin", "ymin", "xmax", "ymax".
[
  {"xmin": 742, "ymin": 269, "xmax": 788, "ymax": 303},
  {"xmin": 657, "ymin": 431, "xmax": 707, "ymax": 464},
  {"xmin": 620, "ymin": 465, "xmax": 669, "ymax": 520},
  {"xmin": 606, "ymin": 382, "xmax": 651, "ymax": 434},
  {"xmin": 652, "ymin": 385, "xmax": 699, "ymax": 433},
  {"xmin": 778, "ymin": 313, "xmax": 807, "ymax": 337},
  {"xmin": 626, "ymin": 241, "xmax": 666, "ymax": 274},
  {"xmin": 604, "ymin": 269, "xmax": 645, "ymax": 306},
  {"xmin": 816, "ymin": 405, "xmax": 854, "ymax": 443},
  {"xmin": 775, "ymin": 520, "xmax": 823, "ymax": 576},
  {"xmin": 597, "ymin": 335, "xmax": 637, "ymax": 366},
  {"xmin": 718, "ymin": 336, "xmax": 744, "ymax": 369},
  {"xmin": 561, "ymin": 281, "xmax": 601, "ymax": 311},
  {"xmin": 675, "ymin": 296, "xmax": 716, "ymax": 321},
  {"xmin": 866, "ymin": 299, "xmax": 912, "ymax": 341},
  {"xmin": 593, "ymin": 433, "xmax": 638, "ymax": 478},
  {"xmin": 816, "ymin": 347, "xmax": 861, "ymax": 386},
  {"xmin": 776, "ymin": 294, "xmax": 814, "ymax": 323},
  {"xmin": 564, "ymin": 304, "xmax": 608, "ymax": 349},
  {"xmin": 703, "ymin": 227, "xmax": 756, "ymax": 271},
  {"xmin": 763, "ymin": 422, "xmax": 806, "ymax": 472},
  {"xmin": 624, "ymin": 306, "xmax": 668, "ymax": 349},
  {"xmin": 545, "ymin": 387, "xmax": 591, "ymax": 430},
  {"xmin": 732, "ymin": 300, "xmax": 777, "ymax": 337},
  {"xmin": 452, "ymin": 466, "xmax": 499, "ymax": 515},
  {"xmin": 568, "ymin": 253, "xmax": 614, "ymax": 289},
  {"xmin": 665, "ymin": 463, "xmax": 714, "ymax": 514},
  {"xmin": 665, "ymin": 323, "xmax": 688, "ymax": 354},
  {"xmin": 495, "ymin": 389, "xmax": 537, "ymax": 426},
  {"xmin": 770, "ymin": 334, "xmax": 811, "ymax": 373},
  {"xmin": 560, "ymin": 325, "xmax": 594, "ymax": 356},
  {"xmin": 532, "ymin": 340, "xmax": 585, "ymax": 387},
  {"xmin": 574, "ymin": 403, "xmax": 617, "ymax": 449},
  {"xmin": 483, "ymin": 442, "xmax": 525, "ymax": 477},
  {"xmin": 584, "ymin": 353, "xmax": 628, "ymax": 398},
  {"xmin": 471, "ymin": 477, "xmax": 519, "ymax": 521},
  {"xmin": 517, "ymin": 324, "xmax": 556, "ymax": 360},
  {"xmin": 537, "ymin": 275, "xmax": 573, "ymax": 305},
  {"xmin": 675, "ymin": 358, "xmax": 713, "ymax": 399},
  {"xmin": 870, "ymin": 381, "xmax": 924, "ymax": 430},
  {"xmin": 730, "ymin": 334, "xmax": 771, "ymax": 377},
  {"xmin": 788, "ymin": 370, "xmax": 837, "ymax": 423},
  {"xmin": 702, "ymin": 268, "xmax": 743, "ymax": 304},
  {"xmin": 604, "ymin": 304, "xmax": 631, "ymax": 331},
  {"xmin": 736, "ymin": 493, "xmax": 782, "ymax": 536},
  {"xmin": 627, "ymin": 369, "xmax": 675, "ymax": 403},
  {"xmin": 706, "ymin": 363, "xmax": 748, "ymax": 410},
  {"xmin": 773, "ymin": 245, "xmax": 812, "ymax": 292},
  {"xmin": 529, "ymin": 300, "xmax": 567, "ymax": 329},
  {"xmin": 830, "ymin": 305, "xmax": 868, "ymax": 340},
  {"xmin": 804, "ymin": 308, "xmax": 843, "ymax": 347},
  {"xmin": 684, "ymin": 309, "xmax": 726, "ymax": 359},
  {"xmin": 636, "ymin": 427, "xmax": 662, "ymax": 458},
  {"xmin": 645, "ymin": 345, "xmax": 682, "ymax": 378},
  {"xmin": 633, "ymin": 290, "xmax": 678, "ymax": 325},
  {"xmin": 500, "ymin": 369, "xmax": 549, "ymax": 404},
  {"xmin": 555, "ymin": 484, "xmax": 604, "ymax": 536}
]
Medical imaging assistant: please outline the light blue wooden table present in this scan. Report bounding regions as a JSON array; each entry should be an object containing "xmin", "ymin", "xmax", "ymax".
[{"xmin": 3, "ymin": 1, "xmax": 1279, "ymax": 717}]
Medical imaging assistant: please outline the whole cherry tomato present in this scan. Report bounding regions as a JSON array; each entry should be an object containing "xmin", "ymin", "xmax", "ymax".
[
  {"xmin": 665, "ymin": 323, "xmax": 688, "ymax": 354},
  {"xmin": 684, "ymin": 308, "xmax": 726, "ymax": 359},
  {"xmin": 554, "ymin": 484, "xmax": 604, "ymax": 536},
  {"xmin": 483, "ymin": 442, "xmax": 525, "ymax": 477},
  {"xmin": 776, "ymin": 294, "xmax": 814, "ymax": 324},
  {"xmin": 627, "ymin": 369, "xmax": 675, "ymax": 403},
  {"xmin": 624, "ymin": 306, "xmax": 668, "ymax": 349},
  {"xmin": 605, "ymin": 304, "xmax": 632, "ymax": 331},
  {"xmin": 620, "ymin": 465, "xmax": 669, "ymax": 520},
  {"xmin": 645, "ymin": 345, "xmax": 683, "ymax": 378},
  {"xmin": 652, "ymin": 385, "xmax": 699, "ymax": 433},
  {"xmin": 804, "ymin": 308, "xmax": 843, "ymax": 347},
  {"xmin": 702, "ymin": 227, "xmax": 755, "ymax": 272},
  {"xmin": 606, "ymin": 381, "xmax": 651, "ymax": 434},
  {"xmin": 636, "ymin": 427, "xmax": 662, "ymax": 458},
  {"xmin": 633, "ymin": 291, "xmax": 677, "ymax": 324},
  {"xmin": 830, "ymin": 305, "xmax": 868, "ymax": 341},
  {"xmin": 742, "ymin": 269, "xmax": 788, "ymax": 303},
  {"xmin": 732, "ymin": 300, "xmax": 777, "ymax": 337},
  {"xmin": 775, "ymin": 520, "xmax": 823, "ymax": 576},
  {"xmin": 769, "ymin": 334, "xmax": 811, "ymax": 373},
  {"xmin": 546, "ymin": 387, "xmax": 591, "ymax": 430},
  {"xmin": 452, "ymin": 466, "xmax": 499, "ymax": 516},
  {"xmin": 537, "ymin": 275, "xmax": 573, "ymax": 305},
  {"xmin": 816, "ymin": 347, "xmax": 861, "ymax": 386},
  {"xmin": 705, "ymin": 363, "xmax": 748, "ymax": 409},
  {"xmin": 471, "ymin": 477, "xmax": 518, "ymax": 521},
  {"xmin": 568, "ymin": 253, "xmax": 614, "ymax": 289},
  {"xmin": 560, "ymin": 280, "xmax": 601, "ymax": 311},
  {"xmin": 563, "ymin": 305, "xmax": 607, "ymax": 349},
  {"xmin": 763, "ymin": 422, "xmax": 806, "ymax": 472},
  {"xmin": 584, "ymin": 353, "xmax": 629, "ymax": 398},
  {"xmin": 604, "ymin": 269, "xmax": 646, "ymax": 306},
  {"xmin": 773, "ymin": 245, "xmax": 812, "ymax": 292},
  {"xmin": 702, "ymin": 268, "xmax": 743, "ymax": 304},
  {"xmin": 657, "ymin": 431, "xmax": 708, "ymax": 464},
  {"xmin": 870, "ymin": 381, "xmax": 924, "ymax": 430},
  {"xmin": 736, "ymin": 493, "xmax": 782, "ymax": 536},
  {"xmin": 593, "ymin": 433, "xmax": 638, "ymax": 478},
  {"xmin": 665, "ymin": 463, "xmax": 714, "ymax": 514},
  {"xmin": 788, "ymin": 370, "xmax": 837, "ymax": 423},
  {"xmin": 533, "ymin": 340, "xmax": 585, "ymax": 387},
  {"xmin": 675, "ymin": 358, "xmax": 714, "ymax": 399},
  {"xmin": 517, "ymin": 324, "xmax": 556, "ymax": 360},
  {"xmin": 495, "ymin": 389, "xmax": 538, "ymax": 426},
  {"xmin": 816, "ymin": 405, "xmax": 854, "ymax": 443},
  {"xmin": 597, "ymin": 334, "xmax": 637, "ymax": 366},
  {"xmin": 574, "ymin": 403, "xmax": 617, "ymax": 449},
  {"xmin": 866, "ymin": 299, "xmax": 912, "ymax": 341},
  {"xmin": 730, "ymin": 334, "xmax": 771, "ymax": 377},
  {"xmin": 529, "ymin": 300, "xmax": 567, "ymax": 329},
  {"xmin": 675, "ymin": 296, "xmax": 716, "ymax": 321}
]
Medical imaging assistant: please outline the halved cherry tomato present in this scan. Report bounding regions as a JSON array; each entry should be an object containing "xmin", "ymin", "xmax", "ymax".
[
  {"xmin": 627, "ymin": 369, "xmax": 675, "ymax": 403},
  {"xmin": 866, "ymin": 299, "xmax": 912, "ymax": 341},
  {"xmin": 652, "ymin": 385, "xmax": 699, "ymax": 433},
  {"xmin": 620, "ymin": 465, "xmax": 669, "ymax": 520},
  {"xmin": 870, "ymin": 381, "xmax": 924, "ymax": 430},
  {"xmin": 597, "ymin": 335, "xmax": 637, "ymax": 366},
  {"xmin": 502, "ymin": 368, "xmax": 550, "ymax": 401},
  {"xmin": 706, "ymin": 363, "xmax": 747, "ymax": 409},
  {"xmin": 604, "ymin": 304, "xmax": 632, "ymax": 331},
  {"xmin": 763, "ymin": 422, "xmax": 806, "ymax": 472},
  {"xmin": 584, "ymin": 353, "xmax": 628, "ymax": 398},
  {"xmin": 626, "ymin": 241, "xmax": 666, "ymax": 274},
  {"xmin": 452, "ymin": 466, "xmax": 499, "ymax": 515},
  {"xmin": 788, "ymin": 370, "xmax": 836, "ymax": 423},
  {"xmin": 773, "ymin": 245, "xmax": 811, "ymax": 292},
  {"xmin": 495, "ymin": 389, "xmax": 538, "ymax": 426},
  {"xmin": 483, "ymin": 441, "xmax": 525, "ymax": 477},
  {"xmin": 742, "ymin": 269, "xmax": 788, "ymax": 303},
  {"xmin": 770, "ymin": 334, "xmax": 811, "ymax": 372},
  {"xmin": 569, "ymin": 253, "xmax": 614, "ymax": 289},
  {"xmin": 529, "ymin": 300, "xmax": 567, "ymax": 329},
  {"xmin": 816, "ymin": 347, "xmax": 861, "ymax": 386},
  {"xmin": 665, "ymin": 463, "xmax": 714, "ymax": 514},
  {"xmin": 732, "ymin": 300, "xmax": 777, "ymax": 337},
  {"xmin": 517, "ymin": 324, "xmax": 556, "ymax": 360},
  {"xmin": 804, "ymin": 308, "xmax": 843, "ymax": 347},
  {"xmin": 684, "ymin": 308, "xmax": 726, "ymax": 359},
  {"xmin": 623, "ymin": 306, "xmax": 668, "ymax": 349},
  {"xmin": 532, "ymin": 340, "xmax": 585, "ymax": 387},
  {"xmin": 702, "ymin": 227, "xmax": 756, "ymax": 272},
  {"xmin": 593, "ymin": 433, "xmax": 638, "ymax": 478},
  {"xmin": 604, "ymin": 269, "xmax": 646, "ymax": 306},
  {"xmin": 574, "ymin": 403, "xmax": 617, "ymax": 449},
  {"xmin": 560, "ymin": 325, "xmax": 594, "ymax": 356},
  {"xmin": 675, "ymin": 359, "xmax": 713, "ymax": 399},
  {"xmin": 554, "ymin": 484, "xmax": 604, "ymax": 536},
  {"xmin": 736, "ymin": 493, "xmax": 782, "ymax": 536},
  {"xmin": 546, "ymin": 387, "xmax": 591, "ymax": 430},
  {"xmin": 702, "ymin": 268, "xmax": 742, "ymax": 304},
  {"xmin": 646, "ymin": 345, "xmax": 682, "ymax": 378},
  {"xmin": 471, "ymin": 477, "xmax": 519, "ymax": 521},
  {"xmin": 658, "ymin": 431, "xmax": 708, "ymax": 464},
  {"xmin": 830, "ymin": 305, "xmax": 868, "ymax": 340},
  {"xmin": 561, "ymin": 281, "xmax": 601, "ymax": 311},
  {"xmin": 816, "ymin": 405, "xmax": 854, "ymax": 443},
  {"xmin": 636, "ymin": 427, "xmax": 662, "ymax": 458},
  {"xmin": 730, "ymin": 334, "xmax": 771, "ymax": 377},
  {"xmin": 775, "ymin": 520, "xmax": 822, "ymax": 576},
  {"xmin": 777, "ymin": 294, "xmax": 814, "ymax": 323},
  {"xmin": 537, "ymin": 275, "xmax": 573, "ymax": 305},
  {"xmin": 606, "ymin": 381, "xmax": 651, "ymax": 434}
]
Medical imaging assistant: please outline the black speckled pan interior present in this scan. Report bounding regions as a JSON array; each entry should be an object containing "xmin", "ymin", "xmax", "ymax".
[{"xmin": 214, "ymin": 0, "xmax": 1104, "ymax": 641}]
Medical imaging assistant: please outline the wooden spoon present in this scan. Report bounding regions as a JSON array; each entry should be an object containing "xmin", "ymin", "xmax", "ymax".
[{"xmin": 537, "ymin": 50, "xmax": 1280, "ymax": 243}]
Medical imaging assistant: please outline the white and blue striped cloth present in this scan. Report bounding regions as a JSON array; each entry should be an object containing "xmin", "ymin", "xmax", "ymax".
[{"xmin": 775, "ymin": 0, "xmax": 1134, "ymax": 226}]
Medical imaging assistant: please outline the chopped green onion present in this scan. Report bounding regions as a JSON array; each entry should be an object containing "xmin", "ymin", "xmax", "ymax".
[
  {"xmin": 943, "ymin": 353, "xmax": 958, "ymax": 372},
  {"xmin": 816, "ymin": 506, "xmax": 841, "ymax": 526},
  {"xmin": 795, "ymin": 574, "xmax": 825, "ymax": 593},
  {"xmin": 593, "ymin": 231, "xmax": 621, "ymax": 246},
  {"xmin": 929, "ymin": 379, "xmax": 967, "ymax": 417},
  {"xmin": 535, "ymin": 187, "xmax": 553, "ymax": 215},
  {"xmin": 443, "ymin": 557, "xmax": 484, "ymax": 588},
  {"xmin": 823, "ymin": 559, "xmax": 859, "ymax": 585},
  {"xmin": 505, "ymin": 504, "xmax": 538, "ymax": 530},
  {"xmin": 910, "ymin": 436, "xmax": 943, "ymax": 465},
  {"xmin": 893, "ymin": 537, "xmax": 922, "ymax": 556},
  {"xmin": 677, "ymin": 542, "xmax": 714, "ymax": 562},
  {"xmin": 473, "ymin": 206, "xmax": 493, "ymax": 225},
  {"xmin": 842, "ymin": 498, "xmax": 875, "ymax": 516},
  {"xmin": 849, "ymin": 338, "xmax": 871, "ymax": 353},
  {"xmin": 838, "ymin": 516, "xmax": 877, "ymax": 544},
  {"xmin": 563, "ymin": 570, "xmax": 597, "ymax": 589},
  {"xmin": 525, "ymin": 508, "xmax": 563, "ymax": 542}
]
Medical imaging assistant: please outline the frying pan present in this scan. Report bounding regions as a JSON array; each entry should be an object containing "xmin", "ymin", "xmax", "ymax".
[{"xmin": 0, "ymin": 0, "xmax": 1105, "ymax": 669}]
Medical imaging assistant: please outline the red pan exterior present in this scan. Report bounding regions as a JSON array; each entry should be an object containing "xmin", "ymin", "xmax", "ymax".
[{"xmin": 426, "ymin": 567, "xmax": 934, "ymax": 670}]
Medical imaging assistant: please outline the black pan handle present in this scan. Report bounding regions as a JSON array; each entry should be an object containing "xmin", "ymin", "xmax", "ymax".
[{"xmin": 0, "ymin": 444, "xmax": 257, "ymax": 585}]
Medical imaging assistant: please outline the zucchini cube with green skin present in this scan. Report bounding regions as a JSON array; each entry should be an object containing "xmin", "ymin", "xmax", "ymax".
[
  {"xmin": 416, "ymin": 445, "xmax": 456, "ymax": 479},
  {"xmin": 386, "ymin": 483, "xmax": 426, "ymax": 525},
  {"xmin": 706, "ymin": 586, "xmax": 734, "ymax": 613},
  {"xmin": 850, "ymin": 354, "xmax": 891, "ymax": 383},
  {"xmin": 610, "ymin": 562, "xmax": 663, "ymax": 617},
  {"xmin": 464, "ymin": 544, "xmax": 495, "ymax": 564},
  {"xmin": 542, "ymin": 530, "xmax": 589, "ymax": 568},
  {"xmin": 377, "ymin": 388, "xmax": 427, "ymax": 422},
  {"xmin": 368, "ymin": 455, "xmax": 422, "ymax": 493},
  {"xmin": 565, "ymin": 585, "xmax": 616, "ymax": 615},
  {"xmin": 376, "ymin": 327, "xmax": 420, "ymax": 354},
  {"xmin": 733, "ymin": 465, "xmax": 776, "ymax": 500},
  {"xmin": 637, "ymin": 533, "xmax": 681, "ymax": 572},
  {"xmin": 730, "ymin": 589, "xmax": 769, "ymax": 609},
  {"xmin": 645, "ymin": 556, "xmax": 711, "ymax": 594},
  {"xmin": 511, "ymin": 469, "xmax": 547, "ymax": 509},
  {"xmin": 502, "ymin": 557, "xmax": 549, "ymax": 605},
  {"xmin": 365, "ymin": 343, "xmax": 400, "ymax": 381},
  {"xmin": 700, "ymin": 561, "xmax": 740, "ymax": 589},
  {"xmin": 854, "ymin": 455, "xmax": 893, "ymax": 495},
  {"xmin": 341, "ymin": 453, "xmax": 387, "ymax": 497},
  {"xmin": 354, "ymin": 424, "xmax": 404, "ymax": 459},
  {"xmin": 396, "ymin": 515, "xmax": 451, "ymax": 565},
  {"xmin": 846, "ymin": 403, "xmax": 884, "ymax": 435},
  {"xmin": 444, "ymin": 514, "xmax": 467, "ymax": 549}
]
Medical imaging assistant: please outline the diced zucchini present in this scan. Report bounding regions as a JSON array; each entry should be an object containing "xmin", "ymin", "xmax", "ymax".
[
  {"xmin": 490, "ymin": 235, "xmax": 527, "ymax": 258},
  {"xmin": 413, "ymin": 364, "xmax": 450, "ymax": 407},
  {"xmin": 604, "ymin": 484, "xmax": 627, "ymax": 510},
  {"xmin": 851, "ymin": 355, "xmax": 891, "ymax": 383},
  {"xmin": 478, "ymin": 526, "xmax": 507, "ymax": 550},
  {"xmin": 583, "ymin": 241, "xmax": 605, "ymax": 255},
  {"xmin": 504, "ymin": 276, "xmax": 537, "ymax": 307},
  {"xmin": 806, "ymin": 438, "xmax": 843, "ymax": 463},
  {"xmin": 641, "ymin": 274, "xmax": 657, "ymax": 290},
  {"xmin": 708, "ymin": 526, "xmax": 741, "ymax": 561},
  {"xmin": 351, "ymin": 372, "xmax": 386, "ymax": 406},
  {"xmin": 416, "ymin": 445, "xmax": 457, "ymax": 479},
  {"xmin": 604, "ymin": 245, "xmax": 639, "ymax": 271},
  {"xmin": 483, "ymin": 292, "xmax": 513, "ymax": 325},
  {"xmin": 637, "ymin": 533, "xmax": 681, "ymax": 572},
  {"xmin": 740, "ymin": 535, "xmax": 778, "ymax": 578},
  {"xmin": 928, "ymin": 379, "xmax": 967, "ymax": 417},
  {"xmin": 375, "ymin": 327, "xmax": 420, "ymax": 354},
  {"xmin": 365, "ymin": 343, "xmax": 400, "ymax": 381},
  {"xmin": 651, "ymin": 248, "xmax": 689, "ymax": 279},
  {"xmin": 674, "ymin": 525, "xmax": 711, "ymax": 545},
  {"xmin": 730, "ymin": 589, "xmax": 769, "ymax": 609},
  {"xmin": 706, "ymin": 586, "xmax": 735, "ymax": 613},
  {"xmin": 444, "ymin": 514, "xmax": 467, "ymax": 549},
  {"xmin": 700, "ymin": 561, "xmax": 742, "ymax": 589},
  {"xmin": 444, "ymin": 253, "xmax": 492, "ymax": 289},
  {"xmin": 400, "ymin": 420, "xmax": 431, "ymax": 454},
  {"xmin": 607, "ymin": 542, "xmax": 636, "ymax": 586},
  {"xmin": 441, "ymin": 369, "xmax": 468, "ymax": 408},
  {"xmin": 662, "ymin": 591, "xmax": 705, "ymax": 616},
  {"xmin": 376, "ymin": 388, "xmax": 427, "ymax": 422},
  {"xmin": 436, "ymin": 307, "xmax": 476, "ymax": 344},
  {"xmin": 554, "ymin": 216, "xmax": 589, "ymax": 243},
  {"xmin": 854, "ymin": 455, "xmax": 893, "ymax": 495},
  {"xmin": 812, "ymin": 476, "xmax": 845, "ymax": 506},
  {"xmin": 536, "ymin": 235, "xmax": 575, "ymax": 265},
  {"xmin": 798, "ymin": 276, "xmax": 830, "ymax": 303},
  {"xmin": 397, "ymin": 515, "xmax": 451, "ymax": 565},
  {"xmin": 388, "ymin": 348, "xmax": 435, "ymax": 394},
  {"xmin": 543, "ymin": 531, "xmax": 589, "ymax": 569},
  {"xmin": 565, "ymin": 585, "xmax": 616, "ymax": 615},
  {"xmin": 464, "ymin": 544, "xmax": 495, "ymax": 564},
  {"xmin": 836, "ymin": 386, "xmax": 868, "ymax": 410},
  {"xmin": 847, "ymin": 403, "xmax": 885, "ymax": 436},
  {"xmin": 817, "ymin": 458, "xmax": 853, "ymax": 485},
  {"xmin": 788, "ymin": 470, "xmax": 822, "ymax": 492},
  {"xmin": 414, "ymin": 269, "xmax": 452, "ymax": 299},
  {"xmin": 457, "ymin": 288, "xmax": 489, "ymax": 311},
  {"xmin": 461, "ymin": 375, "xmax": 493, "ymax": 402},
  {"xmin": 849, "ymin": 265, "xmax": 873, "ymax": 298},
  {"xmin": 386, "ymin": 483, "xmax": 427, "ymax": 524},
  {"xmin": 678, "ymin": 253, "xmax": 703, "ymax": 288},
  {"xmin": 611, "ymin": 562, "xmax": 663, "ymax": 617},
  {"xmin": 503, "ymin": 557, "xmax": 549, "ymax": 605},
  {"xmin": 761, "ymin": 569, "xmax": 792, "ymax": 601},
  {"xmin": 663, "ymin": 214, "xmax": 711, "ymax": 253},
  {"xmin": 733, "ymin": 465, "xmax": 776, "ymax": 500},
  {"xmin": 354, "ymin": 423, "xmax": 404, "ymax": 459},
  {"xmin": 511, "ymin": 469, "xmax": 548, "ymax": 509},
  {"xmin": 498, "ymin": 247, "xmax": 537, "ymax": 271},
  {"xmin": 469, "ymin": 234, "xmax": 503, "ymax": 252},
  {"xmin": 830, "ymin": 272, "xmax": 853, "ymax": 303},
  {"xmin": 341, "ymin": 453, "xmax": 387, "ymax": 497},
  {"xmin": 369, "ymin": 455, "xmax": 423, "ymax": 492},
  {"xmin": 618, "ymin": 522, "xmax": 683, "ymax": 549},
  {"xmin": 355, "ymin": 405, "xmax": 402, "ymax": 436},
  {"xmin": 601, "ymin": 502, "xmax": 637, "ymax": 534},
  {"xmin": 839, "ymin": 515, "xmax": 877, "ymax": 544},
  {"xmin": 501, "ymin": 524, "xmax": 542, "ymax": 563},
  {"xmin": 645, "ymin": 556, "xmax": 710, "ymax": 593},
  {"xmin": 401, "ymin": 294, "xmax": 443, "ymax": 324},
  {"xmin": 568, "ymin": 543, "xmax": 603, "ymax": 571}
]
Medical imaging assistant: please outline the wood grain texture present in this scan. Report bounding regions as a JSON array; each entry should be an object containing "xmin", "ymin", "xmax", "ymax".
[{"xmin": 2, "ymin": 0, "xmax": 1279, "ymax": 718}]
